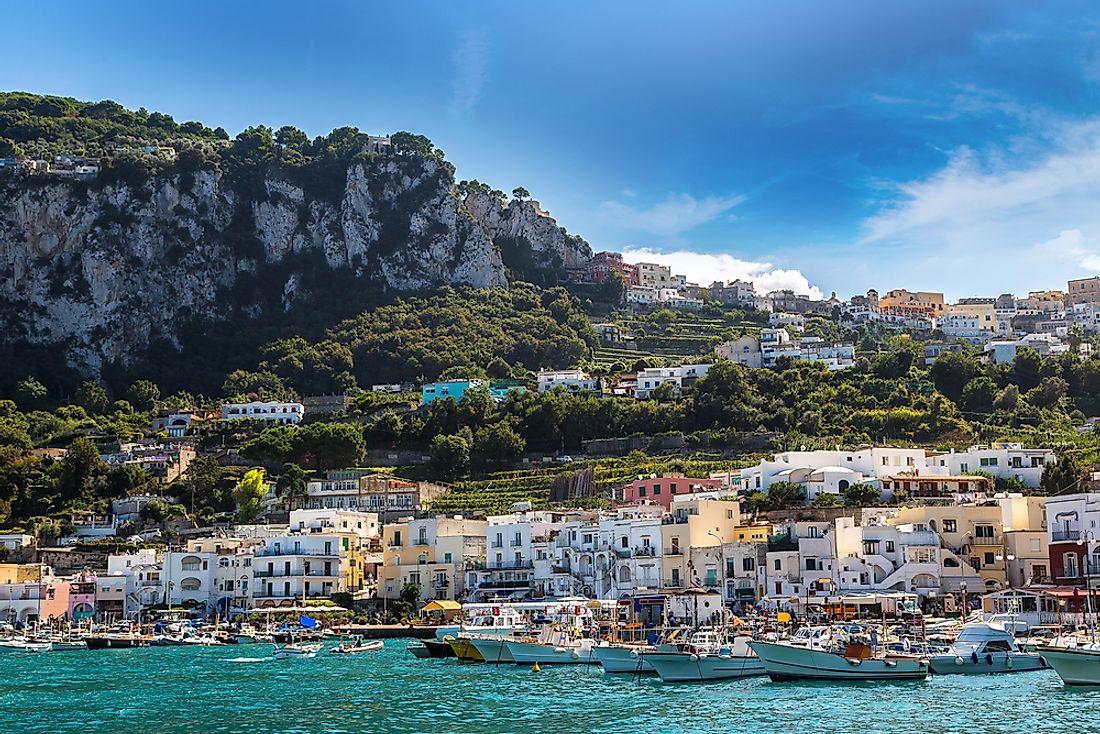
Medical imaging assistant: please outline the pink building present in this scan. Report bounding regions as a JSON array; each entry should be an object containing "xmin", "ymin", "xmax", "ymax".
[
  {"xmin": 620, "ymin": 476, "xmax": 723, "ymax": 510},
  {"xmin": 67, "ymin": 579, "xmax": 97, "ymax": 621}
]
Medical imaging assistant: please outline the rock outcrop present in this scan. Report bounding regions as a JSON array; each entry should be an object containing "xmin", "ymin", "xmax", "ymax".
[{"xmin": 0, "ymin": 154, "xmax": 590, "ymax": 373}]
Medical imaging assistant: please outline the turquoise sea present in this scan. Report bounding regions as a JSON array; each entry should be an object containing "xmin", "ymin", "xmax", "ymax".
[{"xmin": 2, "ymin": 641, "xmax": 1097, "ymax": 734}]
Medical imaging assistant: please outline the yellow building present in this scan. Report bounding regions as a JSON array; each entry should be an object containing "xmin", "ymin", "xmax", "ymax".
[
  {"xmin": 0, "ymin": 563, "xmax": 44, "ymax": 584},
  {"xmin": 732, "ymin": 523, "xmax": 773, "ymax": 543},
  {"xmin": 1067, "ymin": 276, "xmax": 1100, "ymax": 307},
  {"xmin": 891, "ymin": 496, "xmax": 1046, "ymax": 591},
  {"xmin": 878, "ymin": 289, "xmax": 945, "ymax": 317},
  {"xmin": 381, "ymin": 516, "xmax": 487, "ymax": 603},
  {"xmin": 661, "ymin": 498, "xmax": 742, "ymax": 589}
]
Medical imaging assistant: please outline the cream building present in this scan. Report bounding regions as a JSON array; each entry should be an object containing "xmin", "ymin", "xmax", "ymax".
[{"xmin": 380, "ymin": 516, "xmax": 487, "ymax": 603}]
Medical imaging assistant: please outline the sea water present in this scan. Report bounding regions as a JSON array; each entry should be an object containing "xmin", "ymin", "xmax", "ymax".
[{"xmin": 1, "ymin": 642, "xmax": 1096, "ymax": 733}]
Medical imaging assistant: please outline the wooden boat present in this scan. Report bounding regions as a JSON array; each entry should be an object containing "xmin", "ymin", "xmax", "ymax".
[{"xmin": 748, "ymin": 639, "xmax": 929, "ymax": 681}]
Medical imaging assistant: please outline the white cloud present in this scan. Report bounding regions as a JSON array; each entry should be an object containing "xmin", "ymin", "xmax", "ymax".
[
  {"xmin": 858, "ymin": 118, "xmax": 1100, "ymax": 292},
  {"xmin": 600, "ymin": 192, "xmax": 747, "ymax": 237},
  {"xmin": 620, "ymin": 246, "xmax": 825, "ymax": 300},
  {"xmin": 449, "ymin": 30, "xmax": 487, "ymax": 117}
]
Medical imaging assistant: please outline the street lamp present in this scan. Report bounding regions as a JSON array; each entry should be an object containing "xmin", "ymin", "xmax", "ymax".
[
  {"xmin": 706, "ymin": 531, "xmax": 726, "ymax": 606},
  {"xmin": 1077, "ymin": 531, "xmax": 1097, "ymax": 643},
  {"xmin": 995, "ymin": 553, "xmax": 1016, "ymax": 590}
]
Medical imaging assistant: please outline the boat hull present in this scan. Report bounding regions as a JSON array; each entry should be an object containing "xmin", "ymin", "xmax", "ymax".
[
  {"xmin": 407, "ymin": 643, "xmax": 431, "ymax": 659},
  {"xmin": 448, "ymin": 637, "xmax": 485, "ymax": 661},
  {"xmin": 84, "ymin": 636, "xmax": 149, "ymax": 649},
  {"xmin": 929, "ymin": 652, "xmax": 1046, "ymax": 675},
  {"xmin": 468, "ymin": 637, "xmax": 515, "ymax": 663},
  {"xmin": 422, "ymin": 639, "xmax": 457, "ymax": 658},
  {"xmin": 505, "ymin": 640, "xmax": 596, "ymax": 665},
  {"xmin": 595, "ymin": 645, "xmax": 655, "ymax": 674},
  {"xmin": 645, "ymin": 652, "xmax": 765, "ymax": 682},
  {"xmin": 748, "ymin": 641, "xmax": 929, "ymax": 681},
  {"xmin": 1039, "ymin": 647, "xmax": 1100, "ymax": 685}
]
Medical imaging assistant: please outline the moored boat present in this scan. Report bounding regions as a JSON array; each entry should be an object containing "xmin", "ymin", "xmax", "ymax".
[
  {"xmin": 929, "ymin": 622, "xmax": 1046, "ymax": 674},
  {"xmin": 644, "ymin": 633, "xmax": 765, "ymax": 682},
  {"xmin": 422, "ymin": 638, "xmax": 458, "ymax": 658},
  {"xmin": 505, "ymin": 627, "xmax": 597, "ymax": 665},
  {"xmin": 1038, "ymin": 643, "xmax": 1100, "ymax": 685},
  {"xmin": 448, "ymin": 636, "xmax": 485, "ymax": 661},
  {"xmin": 272, "ymin": 642, "xmax": 322, "ymax": 660},
  {"xmin": 406, "ymin": 641, "xmax": 431, "ymax": 658},
  {"xmin": 749, "ymin": 626, "xmax": 929, "ymax": 682}
]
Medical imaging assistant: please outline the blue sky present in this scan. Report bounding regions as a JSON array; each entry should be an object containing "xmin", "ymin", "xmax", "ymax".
[{"xmin": 5, "ymin": 1, "xmax": 1100, "ymax": 298}]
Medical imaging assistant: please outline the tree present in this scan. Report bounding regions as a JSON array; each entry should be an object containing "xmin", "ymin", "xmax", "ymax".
[
  {"xmin": 232, "ymin": 468, "xmax": 267, "ymax": 522},
  {"xmin": 813, "ymin": 493, "xmax": 837, "ymax": 507},
  {"xmin": 1013, "ymin": 347, "xmax": 1043, "ymax": 392},
  {"xmin": 843, "ymin": 483, "xmax": 881, "ymax": 506},
  {"xmin": 960, "ymin": 376, "xmax": 997, "ymax": 415},
  {"xmin": 475, "ymin": 421, "xmax": 526, "ymax": 465},
  {"xmin": 993, "ymin": 384, "xmax": 1020, "ymax": 412},
  {"xmin": 16, "ymin": 377, "xmax": 48, "ymax": 409},
  {"xmin": 1026, "ymin": 376, "xmax": 1068, "ymax": 409},
  {"xmin": 292, "ymin": 423, "xmax": 365, "ymax": 470},
  {"xmin": 1041, "ymin": 456, "xmax": 1084, "ymax": 496},
  {"xmin": 241, "ymin": 426, "xmax": 297, "ymax": 464},
  {"xmin": 511, "ymin": 187, "xmax": 530, "ymax": 201},
  {"xmin": 140, "ymin": 499, "xmax": 170, "ymax": 524},
  {"xmin": 75, "ymin": 380, "xmax": 109, "ymax": 414},
  {"xmin": 929, "ymin": 352, "xmax": 979, "ymax": 403},
  {"xmin": 430, "ymin": 434, "xmax": 470, "ymax": 478},
  {"xmin": 765, "ymin": 481, "xmax": 805, "ymax": 509},
  {"xmin": 56, "ymin": 437, "xmax": 105, "ymax": 504},
  {"xmin": 276, "ymin": 463, "xmax": 309, "ymax": 510},
  {"xmin": 127, "ymin": 380, "xmax": 161, "ymax": 412}
]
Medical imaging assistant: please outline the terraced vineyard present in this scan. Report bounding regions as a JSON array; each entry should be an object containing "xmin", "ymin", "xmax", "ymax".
[
  {"xmin": 591, "ymin": 309, "xmax": 770, "ymax": 367},
  {"xmin": 425, "ymin": 454, "xmax": 758, "ymax": 515}
]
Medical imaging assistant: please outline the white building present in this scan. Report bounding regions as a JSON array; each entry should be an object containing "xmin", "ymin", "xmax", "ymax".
[
  {"xmin": 738, "ymin": 446, "xmax": 926, "ymax": 500},
  {"xmin": 769, "ymin": 312, "xmax": 806, "ymax": 330},
  {"xmin": 252, "ymin": 534, "xmax": 341, "ymax": 607},
  {"xmin": 221, "ymin": 401, "xmax": 304, "ymax": 424},
  {"xmin": 288, "ymin": 508, "xmax": 381, "ymax": 540},
  {"xmin": 635, "ymin": 364, "xmax": 711, "ymax": 399},
  {"xmin": 473, "ymin": 511, "xmax": 567, "ymax": 601},
  {"xmin": 715, "ymin": 336, "xmax": 763, "ymax": 368},
  {"xmin": 983, "ymin": 334, "xmax": 1071, "ymax": 363},
  {"xmin": 626, "ymin": 285, "xmax": 658, "ymax": 305},
  {"xmin": 537, "ymin": 369, "xmax": 598, "ymax": 393},
  {"xmin": 165, "ymin": 540, "xmax": 255, "ymax": 614},
  {"xmin": 925, "ymin": 444, "xmax": 1055, "ymax": 488},
  {"xmin": 939, "ymin": 313, "xmax": 987, "ymax": 342}
]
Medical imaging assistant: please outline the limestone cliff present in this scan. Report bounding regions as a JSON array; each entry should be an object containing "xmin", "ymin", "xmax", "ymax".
[{"xmin": 0, "ymin": 154, "xmax": 591, "ymax": 373}]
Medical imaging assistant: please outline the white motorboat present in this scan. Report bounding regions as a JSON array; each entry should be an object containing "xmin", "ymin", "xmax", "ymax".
[
  {"xmin": 644, "ymin": 633, "xmax": 765, "ymax": 682},
  {"xmin": 467, "ymin": 636, "xmax": 516, "ymax": 663},
  {"xmin": 593, "ymin": 643, "xmax": 657, "ymax": 673},
  {"xmin": 929, "ymin": 622, "xmax": 1046, "ymax": 674},
  {"xmin": 1038, "ymin": 643, "xmax": 1100, "ymax": 685},
  {"xmin": 331, "ymin": 638, "xmax": 384, "ymax": 654},
  {"xmin": 0, "ymin": 639, "xmax": 52, "ymax": 653},
  {"xmin": 749, "ymin": 627, "xmax": 929, "ymax": 681},
  {"xmin": 272, "ymin": 642, "xmax": 323, "ymax": 660},
  {"xmin": 505, "ymin": 627, "xmax": 598, "ymax": 665}
]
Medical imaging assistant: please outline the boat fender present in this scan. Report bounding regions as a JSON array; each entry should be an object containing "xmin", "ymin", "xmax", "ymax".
[
  {"xmin": 954, "ymin": 656, "xmax": 964, "ymax": 665},
  {"xmin": 691, "ymin": 654, "xmax": 700, "ymax": 662},
  {"xmin": 971, "ymin": 651, "xmax": 979, "ymax": 664},
  {"xmin": 985, "ymin": 653, "xmax": 993, "ymax": 666},
  {"xmin": 1006, "ymin": 656, "xmax": 1012, "ymax": 669},
  {"xmin": 884, "ymin": 660, "xmax": 897, "ymax": 668},
  {"xmin": 1040, "ymin": 655, "xmax": 1048, "ymax": 669},
  {"xmin": 846, "ymin": 658, "xmax": 862, "ymax": 666}
]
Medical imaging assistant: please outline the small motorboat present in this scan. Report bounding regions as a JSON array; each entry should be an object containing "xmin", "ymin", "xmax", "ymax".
[
  {"xmin": 929, "ymin": 622, "xmax": 1046, "ymax": 674},
  {"xmin": 331, "ymin": 638, "xmax": 384, "ymax": 655},
  {"xmin": 0, "ymin": 639, "xmax": 52, "ymax": 653},
  {"xmin": 272, "ymin": 642, "xmax": 323, "ymax": 660}
]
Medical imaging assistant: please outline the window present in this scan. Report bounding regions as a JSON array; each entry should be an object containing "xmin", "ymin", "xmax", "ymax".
[
  {"xmin": 1064, "ymin": 553, "xmax": 1080, "ymax": 578},
  {"xmin": 806, "ymin": 558, "xmax": 817, "ymax": 571},
  {"xmin": 975, "ymin": 525, "xmax": 994, "ymax": 539},
  {"xmin": 980, "ymin": 457, "xmax": 999, "ymax": 467},
  {"xmin": 444, "ymin": 552, "xmax": 452, "ymax": 563},
  {"xmin": 743, "ymin": 558, "xmax": 755, "ymax": 572},
  {"xmin": 774, "ymin": 559, "xmax": 782, "ymax": 571},
  {"xmin": 638, "ymin": 487, "xmax": 646, "ymax": 497},
  {"xmin": 885, "ymin": 541, "xmax": 895, "ymax": 553},
  {"xmin": 670, "ymin": 483, "xmax": 678, "ymax": 495},
  {"xmin": 621, "ymin": 536, "xmax": 628, "ymax": 548},
  {"xmin": 943, "ymin": 519, "xmax": 957, "ymax": 534},
  {"xmin": 984, "ymin": 552, "xmax": 995, "ymax": 566}
]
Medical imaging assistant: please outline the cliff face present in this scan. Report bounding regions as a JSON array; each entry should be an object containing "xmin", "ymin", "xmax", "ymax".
[
  {"xmin": 464, "ymin": 189, "xmax": 592, "ymax": 270},
  {"xmin": 0, "ymin": 154, "xmax": 590, "ymax": 373}
]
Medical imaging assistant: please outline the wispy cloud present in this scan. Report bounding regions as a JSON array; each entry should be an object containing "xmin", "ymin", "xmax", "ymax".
[
  {"xmin": 621, "ymin": 246, "xmax": 824, "ymax": 300},
  {"xmin": 600, "ymin": 192, "xmax": 747, "ymax": 237},
  {"xmin": 857, "ymin": 118, "xmax": 1100, "ymax": 291},
  {"xmin": 449, "ymin": 30, "xmax": 487, "ymax": 117}
]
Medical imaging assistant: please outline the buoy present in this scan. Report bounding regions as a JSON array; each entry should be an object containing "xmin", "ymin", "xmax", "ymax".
[{"xmin": 532, "ymin": 662, "xmax": 541, "ymax": 672}]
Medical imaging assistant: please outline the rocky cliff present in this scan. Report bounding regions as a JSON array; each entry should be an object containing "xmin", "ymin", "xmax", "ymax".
[{"xmin": 0, "ymin": 154, "xmax": 591, "ymax": 374}]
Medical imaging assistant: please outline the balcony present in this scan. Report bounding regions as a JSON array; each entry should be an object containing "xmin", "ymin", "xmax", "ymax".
[
  {"xmin": 1053, "ymin": 530, "xmax": 1082, "ymax": 542},
  {"xmin": 664, "ymin": 547, "xmax": 683, "ymax": 556},
  {"xmin": 487, "ymin": 560, "xmax": 532, "ymax": 570},
  {"xmin": 256, "ymin": 549, "xmax": 339, "ymax": 558},
  {"xmin": 414, "ymin": 539, "xmax": 431, "ymax": 547},
  {"xmin": 510, "ymin": 540, "xmax": 523, "ymax": 547},
  {"xmin": 634, "ymin": 546, "xmax": 657, "ymax": 558},
  {"xmin": 490, "ymin": 542, "xmax": 504, "ymax": 549},
  {"xmin": 614, "ymin": 548, "xmax": 632, "ymax": 559},
  {"xmin": 253, "ymin": 570, "xmax": 338, "ymax": 579},
  {"xmin": 434, "ymin": 579, "xmax": 450, "ymax": 589},
  {"xmin": 971, "ymin": 535, "xmax": 1003, "ymax": 547},
  {"xmin": 478, "ymin": 579, "xmax": 531, "ymax": 590},
  {"xmin": 662, "ymin": 578, "xmax": 684, "ymax": 588}
]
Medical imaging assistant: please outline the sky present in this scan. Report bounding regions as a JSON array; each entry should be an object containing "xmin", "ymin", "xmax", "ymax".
[{"xmin": 4, "ymin": 1, "xmax": 1100, "ymax": 300}]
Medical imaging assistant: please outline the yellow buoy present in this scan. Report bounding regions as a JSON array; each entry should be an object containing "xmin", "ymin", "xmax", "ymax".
[{"xmin": 531, "ymin": 662, "xmax": 541, "ymax": 672}]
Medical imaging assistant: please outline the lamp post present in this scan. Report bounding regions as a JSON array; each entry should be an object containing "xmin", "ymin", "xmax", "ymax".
[
  {"xmin": 707, "ymin": 531, "xmax": 726, "ymax": 607},
  {"xmin": 1078, "ymin": 531, "xmax": 1097, "ymax": 643},
  {"xmin": 995, "ymin": 553, "xmax": 1016, "ymax": 590}
]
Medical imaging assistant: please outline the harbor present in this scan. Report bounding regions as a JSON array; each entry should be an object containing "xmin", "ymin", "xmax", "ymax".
[{"xmin": 1, "ymin": 629, "xmax": 1098, "ymax": 734}]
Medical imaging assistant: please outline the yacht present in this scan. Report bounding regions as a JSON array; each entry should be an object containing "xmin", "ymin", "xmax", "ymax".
[
  {"xmin": 748, "ymin": 626, "xmax": 929, "ymax": 681},
  {"xmin": 929, "ymin": 622, "xmax": 1046, "ymax": 674},
  {"xmin": 450, "ymin": 607, "xmax": 529, "ymax": 662},
  {"xmin": 643, "ymin": 630, "xmax": 765, "ymax": 682}
]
